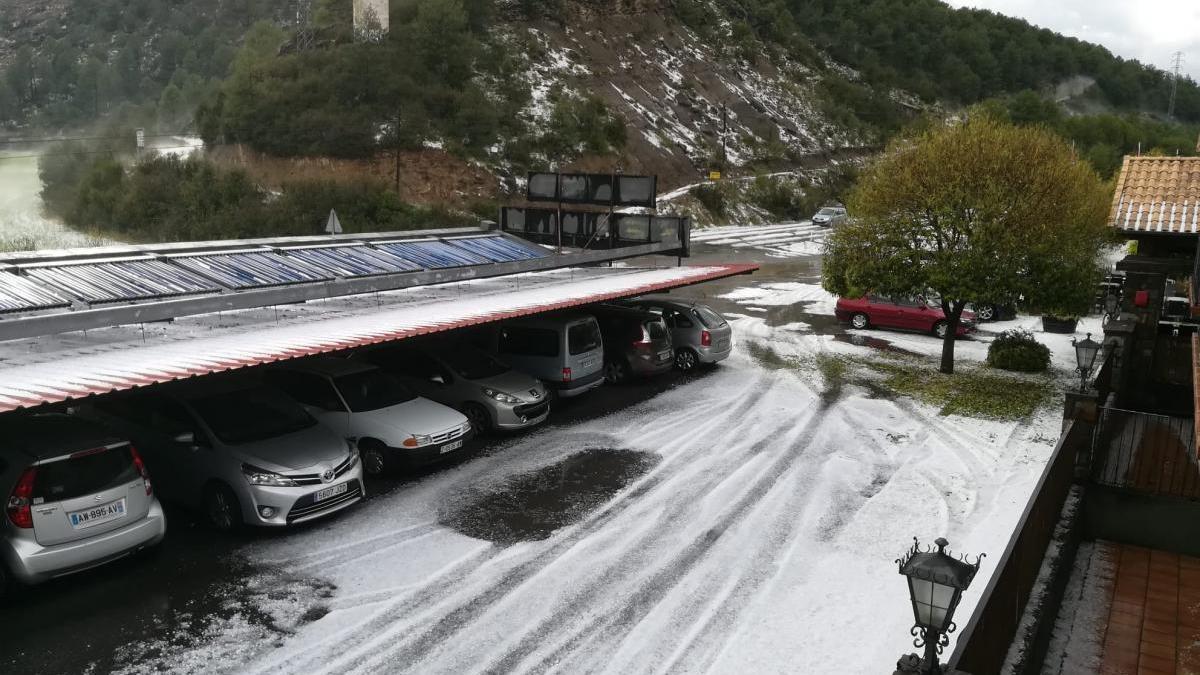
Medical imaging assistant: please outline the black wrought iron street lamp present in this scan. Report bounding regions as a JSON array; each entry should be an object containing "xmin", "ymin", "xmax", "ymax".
[
  {"xmin": 895, "ymin": 537, "xmax": 983, "ymax": 675},
  {"xmin": 1072, "ymin": 333, "xmax": 1101, "ymax": 392}
]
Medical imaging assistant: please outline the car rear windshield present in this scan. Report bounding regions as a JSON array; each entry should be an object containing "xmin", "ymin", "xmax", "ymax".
[
  {"xmin": 692, "ymin": 305, "xmax": 726, "ymax": 329},
  {"xmin": 437, "ymin": 348, "xmax": 509, "ymax": 380},
  {"xmin": 32, "ymin": 445, "xmax": 137, "ymax": 503},
  {"xmin": 568, "ymin": 320, "xmax": 602, "ymax": 355},
  {"xmin": 335, "ymin": 371, "xmax": 416, "ymax": 413},
  {"xmin": 191, "ymin": 387, "xmax": 317, "ymax": 444},
  {"xmin": 646, "ymin": 319, "xmax": 668, "ymax": 340}
]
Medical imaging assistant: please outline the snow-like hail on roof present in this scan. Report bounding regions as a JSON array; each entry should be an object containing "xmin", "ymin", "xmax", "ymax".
[
  {"xmin": 1110, "ymin": 156, "xmax": 1200, "ymax": 234},
  {"xmin": 0, "ymin": 264, "xmax": 755, "ymax": 413}
]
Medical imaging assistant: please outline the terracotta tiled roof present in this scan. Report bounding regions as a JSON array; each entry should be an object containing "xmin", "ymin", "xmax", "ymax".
[{"xmin": 1110, "ymin": 156, "xmax": 1200, "ymax": 234}]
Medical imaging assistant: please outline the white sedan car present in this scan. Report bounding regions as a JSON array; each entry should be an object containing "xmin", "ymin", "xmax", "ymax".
[{"xmin": 266, "ymin": 358, "xmax": 474, "ymax": 475}]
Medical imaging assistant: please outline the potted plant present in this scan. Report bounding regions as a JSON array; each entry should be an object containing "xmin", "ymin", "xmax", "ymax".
[{"xmin": 1026, "ymin": 259, "xmax": 1099, "ymax": 334}]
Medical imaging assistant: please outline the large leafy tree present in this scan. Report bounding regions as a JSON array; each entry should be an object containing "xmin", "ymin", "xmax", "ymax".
[{"xmin": 823, "ymin": 116, "xmax": 1112, "ymax": 374}]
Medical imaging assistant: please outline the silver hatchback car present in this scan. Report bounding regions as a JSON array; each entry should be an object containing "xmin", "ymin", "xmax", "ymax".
[
  {"xmin": 359, "ymin": 342, "xmax": 550, "ymax": 434},
  {"xmin": 0, "ymin": 414, "xmax": 166, "ymax": 591},
  {"xmin": 85, "ymin": 381, "xmax": 364, "ymax": 531},
  {"xmin": 621, "ymin": 296, "xmax": 734, "ymax": 371}
]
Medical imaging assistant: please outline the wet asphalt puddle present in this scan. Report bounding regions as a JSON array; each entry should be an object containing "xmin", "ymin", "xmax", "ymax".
[{"xmin": 440, "ymin": 448, "xmax": 659, "ymax": 545}]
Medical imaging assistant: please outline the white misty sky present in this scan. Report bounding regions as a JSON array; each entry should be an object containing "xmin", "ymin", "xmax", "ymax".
[{"xmin": 945, "ymin": 0, "xmax": 1200, "ymax": 81}]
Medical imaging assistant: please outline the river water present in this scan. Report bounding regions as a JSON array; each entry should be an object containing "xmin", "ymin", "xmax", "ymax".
[{"xmin": 0, "ymin": 152, "xmax": 111, "ymax": 252}]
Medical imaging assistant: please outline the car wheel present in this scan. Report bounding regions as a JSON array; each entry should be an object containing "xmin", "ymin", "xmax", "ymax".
[
  {"xmin": 675, "ymin": 348, "xmax": 699, "ymax": 372},
  {"xmin": 203, "ymin": 483, "xmax": 242, "ymax": 532},
  {"xmin": 850, "ymin": 313, "xmax": 870, "ymax": 330},
  {"xmin": 358, "ymin": 439, "xmax": 388, "ymax": 476},
  {"xmin": 604, "ymin": 359, "xmax": 629, "ymax": 384},
  {"xmin": 976, "ymin": 305, "xmax": 996, "ymax": 321},
  {"xmin": 462, "ymin": 403, "xmax": 492, "ymax": 434},
  {"xmin": 933, "ymin": 321, "xmax": 949, "ymax": 339}
]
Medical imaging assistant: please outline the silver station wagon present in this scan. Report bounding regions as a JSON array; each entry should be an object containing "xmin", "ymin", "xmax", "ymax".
[{"xmin": 0, "ymin": 414, "xmax": 166, "ymax": 591}]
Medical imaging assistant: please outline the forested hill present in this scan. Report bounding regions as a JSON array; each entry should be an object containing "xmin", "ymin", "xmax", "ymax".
[{"xmin": 3, "ymin": 0, "xmax": 1199, "ymax": 186}]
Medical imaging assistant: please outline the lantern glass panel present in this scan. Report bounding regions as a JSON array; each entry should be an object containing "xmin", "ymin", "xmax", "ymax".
[{"xmin": 909, "ymin": 577, "xmax": 934, "ymax": 625}]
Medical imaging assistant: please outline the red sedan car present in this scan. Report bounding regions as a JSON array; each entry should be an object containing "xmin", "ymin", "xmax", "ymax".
[{"xmin": 835, "ymin": 295, "xmax": 975, "ymax": 338}]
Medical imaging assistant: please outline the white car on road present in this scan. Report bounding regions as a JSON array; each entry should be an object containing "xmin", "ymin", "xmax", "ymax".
[{"xmin": 267, "ymin": 358, "xmax": 474, "ymax": 475}]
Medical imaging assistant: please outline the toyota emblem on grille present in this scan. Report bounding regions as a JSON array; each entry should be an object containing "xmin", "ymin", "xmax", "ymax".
[{"xmin": 322, "ymin": 469, "xmax": 335, "ymax": 483}]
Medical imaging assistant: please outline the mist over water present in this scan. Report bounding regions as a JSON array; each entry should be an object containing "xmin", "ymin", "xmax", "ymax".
[{"xmin": 0, "ymin": 152, "xmax": 113, "ymax": 252}]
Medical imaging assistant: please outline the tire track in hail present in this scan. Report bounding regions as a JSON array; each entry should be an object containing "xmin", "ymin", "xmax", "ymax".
[
  {"xmin": 252, "ymin": 373, "xmax": 791, "ymax": 675},
  {"xmin": 657, "ymin": 406, "xmax": 922, "ymax": 675},
  {"xmin": 427, "ymin": 397, "xmax": 837, "ymax": 675},
  {"xmin": 328, "ymin": 380, "xmax": 809, "ymax": 674}
]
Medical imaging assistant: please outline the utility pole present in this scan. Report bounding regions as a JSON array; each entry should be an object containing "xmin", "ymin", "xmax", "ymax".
[
  {"xmin": 394, "ymin": 109, "xmax": 402, "ymax": 195},
  {"xmin": 1168, "ymin": 51, "xmax": 1184, "ymax": 119}
]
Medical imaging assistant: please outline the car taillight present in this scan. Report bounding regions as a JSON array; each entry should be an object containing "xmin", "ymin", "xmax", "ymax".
[
  {"xmin": 562, "ymin": 367, "xmax": 572, "ymax": 382},
  {"xmin": 7, "ymin": 466, "xmax": 36, "ymax": 529},
  {"xmin": 701, "ymin": 330, "xmax": 711, "ymax": 347},
  {"xmin": 632, "ymin": 325, "xmax": 651, "ymax": 346},
  {"xmin": 130, "ymin": 445, "xmax": 152, "ymax": 496}
]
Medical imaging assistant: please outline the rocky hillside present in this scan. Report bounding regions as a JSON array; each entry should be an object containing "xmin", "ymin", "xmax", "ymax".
[{"xmin": 503, "ymin": 3, "xmax": 878, "ymax": 188}]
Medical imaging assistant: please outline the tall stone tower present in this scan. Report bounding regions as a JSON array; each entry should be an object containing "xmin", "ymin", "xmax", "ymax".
[{"xmin": 353, "ymin": 0, "xmax": 389, "ymax": 38}]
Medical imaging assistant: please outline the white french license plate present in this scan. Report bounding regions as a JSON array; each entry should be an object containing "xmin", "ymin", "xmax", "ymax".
[
  {"xmin": 68, "ymin": 498, "xmax": 127, "ymax": 530},
  {"xmin": 658, "ymin": 350, "xmax": 672, "ymax": 361},
  {"xmin": 440, "ymin": 439, "xmax": 464, "ymax": 454},
  {"xmin": 314, "ymin": 483, "xmax": 349, "ymax": 502}
]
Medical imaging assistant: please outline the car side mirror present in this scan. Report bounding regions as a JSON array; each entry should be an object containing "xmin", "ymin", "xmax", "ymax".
[{"xmin": 430, "ymin": 374, "xmax": 446, "ymax": 385}]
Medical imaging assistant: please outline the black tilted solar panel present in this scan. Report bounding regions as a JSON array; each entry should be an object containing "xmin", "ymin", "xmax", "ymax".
[
  {"xmin": 282, "ymin": 244, "xmax": 422, "ymax": 278},
  {"xmin": 0, "ymin": 271, "xmax": 70, "ymax": 314},
  {"xmin": 445, "ymin": 236, "xmax": 547, "ymax": 262},
  {"xmin": 374, "ymin": 240, "xmax": 490, "ymax": 269},
  {"xmin": 171, "ymin": 251, "xmax": 332, "ymax": 289},
  {"xmin": 22, "ymin": 258, "xmax": 221, "ymax": 304}
]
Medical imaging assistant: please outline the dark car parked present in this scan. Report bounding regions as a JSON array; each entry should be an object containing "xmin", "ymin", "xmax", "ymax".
[
  {"xmin": 589, "ymin": 304, "xmax": 675, "ymax": 383},
  {"xmin": 835, "ymin": 295, "xmax": 975, "ymax": 338}
]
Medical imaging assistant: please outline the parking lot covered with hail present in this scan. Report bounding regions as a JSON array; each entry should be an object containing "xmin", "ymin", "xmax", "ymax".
[{"xmin": 0, "ymin": 225, "xmax": 1084, "ymax": 674}]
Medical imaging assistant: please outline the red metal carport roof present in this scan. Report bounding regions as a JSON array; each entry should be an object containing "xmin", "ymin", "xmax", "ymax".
[{"xmin": 0, "ymin": 264, "xmax": 756, "ymax": 413}]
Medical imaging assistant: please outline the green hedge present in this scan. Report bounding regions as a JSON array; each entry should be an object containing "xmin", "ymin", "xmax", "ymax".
[{"xmin": 987, "ymin": 329, "xmax": 1051, "ymax": 373}]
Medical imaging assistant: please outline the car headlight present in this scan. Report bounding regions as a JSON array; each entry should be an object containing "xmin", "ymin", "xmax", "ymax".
[
  {"xmin": 402, "ymin": 434, "xmax": 432, "ymax": 448},
  {"xmin": 482, "ymin": 387, "xmax": 522, "ymax": 405},
  {"xmin": 242, "ymin": 463, "xmax": 299, "ymax": 487},
  {"xmin": 345, "ymin": 440, "xmax": 360, "ymax": 465}
]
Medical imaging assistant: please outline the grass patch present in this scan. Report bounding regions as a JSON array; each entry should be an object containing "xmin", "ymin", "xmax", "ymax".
[
  {"xmin": 861, "ymin": 359, "xmax": 1052, "ymax": 420},
  {"xmin": 746, "ymin": 341, "xmax": 798, "ymax": 371}
]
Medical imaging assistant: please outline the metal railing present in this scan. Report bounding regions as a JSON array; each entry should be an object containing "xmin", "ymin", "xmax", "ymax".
[
  {"xmin": 947, "ymin": 421, "xmax": 1089, "ymax": 673},
  {"xmin": 1092, "ymin": 406, "xmax": 1199, "ymax": 499}
]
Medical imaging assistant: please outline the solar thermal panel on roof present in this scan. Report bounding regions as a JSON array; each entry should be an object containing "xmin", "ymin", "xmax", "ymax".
[
  {"xmin": 446, "ymin": 236, "xmax": 547, "ymax": 262},
  {"xmin": 0, "ymin": 272, "xmax": 70, "ymax": 314},
  {"xmin": 281, "ymin": 245, "xmax": 421, "ymax": 277},
  {"xmin": 172, "ymin": 251, "xmax": 331, "ymax": 289},
  {"xmin": 22, "ymin": 259, "xmax": 220, "ymax": 304},
  {"xmin": 374, "ymin": 240, "xmax": 490, "ymax": 269}
]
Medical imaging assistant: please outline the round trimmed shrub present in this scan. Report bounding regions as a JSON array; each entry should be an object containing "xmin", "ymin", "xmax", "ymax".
[{"xmin": 987, "ymin": 329, "xmax": 1051, "ymax": 373}]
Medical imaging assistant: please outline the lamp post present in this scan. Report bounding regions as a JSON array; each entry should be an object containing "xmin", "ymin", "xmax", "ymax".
[
  {"xmin": 1103, "ymin": 293, "xmax": 1120, "ymax": 324},
  {"xmin": 895, "ymin": 537, "xmax": 983, "ymax": 675},
  {"xmin": 1072, "ymin": 333, "xmax": 1101, "ymax": 393}
]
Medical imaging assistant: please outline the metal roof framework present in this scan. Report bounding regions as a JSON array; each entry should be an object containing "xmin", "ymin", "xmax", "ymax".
[
  {"xmin": 0, "ymin": 264, "xmax": 757, "ymax": 414},
  {"xmin": 0, "ymin": 228, "xmax": 691, "ymax": 343}
]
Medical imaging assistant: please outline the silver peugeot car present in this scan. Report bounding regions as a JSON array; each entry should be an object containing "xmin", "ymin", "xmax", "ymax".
[
  {"xmin": 84, "ymin": 380, "xmax": 364, "ymax": 531},
  {"xmin": 358, "ymin": 342, "xmax": 550, "ymax": 434},
  {"xmin": 0, "ymin": 413, "xmax": 166, "ymax": 592},
  {"xmin": 621, "ymin": 296, "xmax": 734, "ymax": 371}
]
